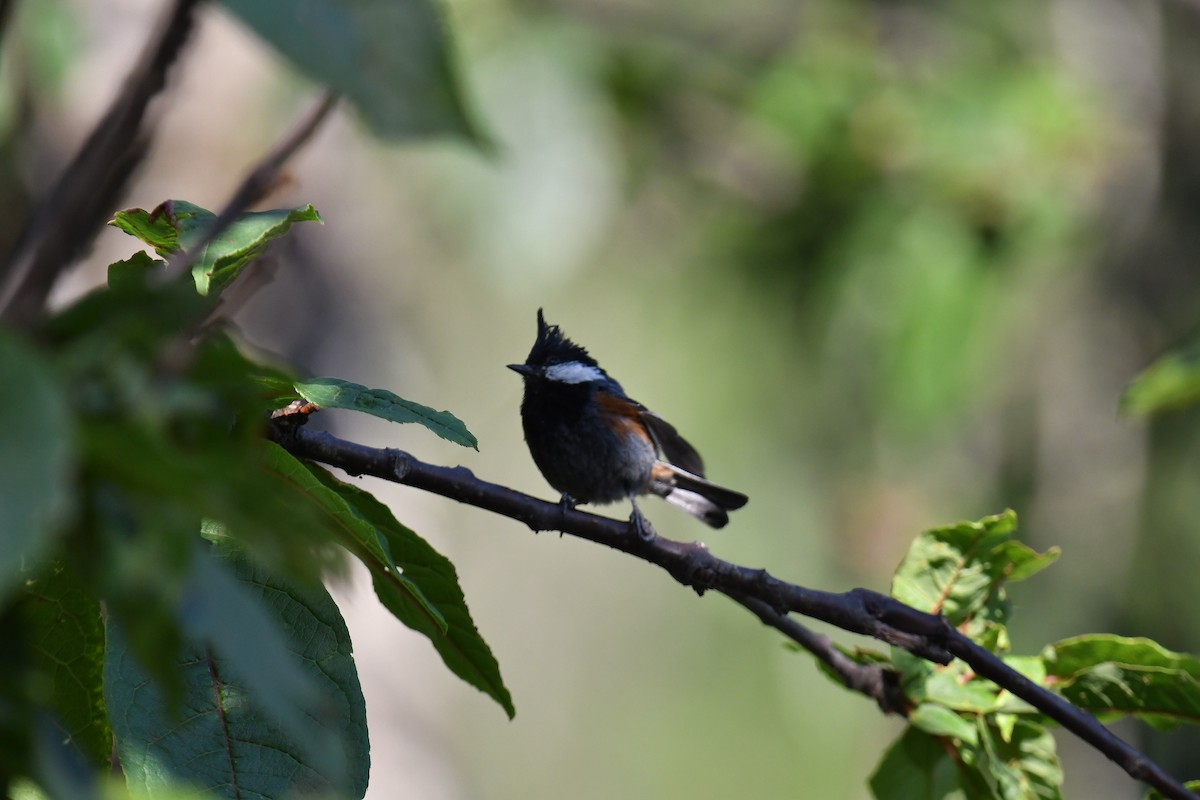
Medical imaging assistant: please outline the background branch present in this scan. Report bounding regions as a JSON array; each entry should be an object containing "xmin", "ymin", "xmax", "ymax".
[
  {"xmin": 269, "ymin": 419, "xmax": 1197, "ymax": 800},
  {"xmin": 0, "ymin": 0, "xmax": 201, "ymax": 327}
]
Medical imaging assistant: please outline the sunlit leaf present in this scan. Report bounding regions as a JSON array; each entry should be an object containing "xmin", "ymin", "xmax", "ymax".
[
  {"xmin": 294, "ymin": 377, "xmax": 479, "ymax": 449},
  {"xmin": 110, "ymin": 200, "xmax": 322, "ymax": 296},
  {"xmin": 1042, "ymin": 635, "xmax": 1200, "ymax": 730}
]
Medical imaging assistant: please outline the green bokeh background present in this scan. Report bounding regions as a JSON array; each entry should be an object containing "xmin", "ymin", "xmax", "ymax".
[{"xmin": 8, "ymin": 0, "xmax": 1200, "ymax": 797}]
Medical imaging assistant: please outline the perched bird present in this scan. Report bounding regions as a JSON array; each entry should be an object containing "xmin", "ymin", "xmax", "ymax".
[{"xmin": 508, "ymin": 309, "xmax": 747, "ymax": 537}]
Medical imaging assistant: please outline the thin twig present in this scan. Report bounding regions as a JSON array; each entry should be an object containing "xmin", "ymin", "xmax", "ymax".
[
  {"xmin": 268, "ymin": 421, "xmax": 1198, "ymax": 800},
  {"xmin": 161, "ymin": 90, "xmax": 339, "ymax": 284},
  {"xmin": 0, "ymin": 0, "xmax": 201, "ymax": 327}
]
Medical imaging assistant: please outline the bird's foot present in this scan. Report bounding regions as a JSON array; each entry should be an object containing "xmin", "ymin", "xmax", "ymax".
[{"xmin": 629, "ymin": 507, "xmax": 655, "ymax": 541}]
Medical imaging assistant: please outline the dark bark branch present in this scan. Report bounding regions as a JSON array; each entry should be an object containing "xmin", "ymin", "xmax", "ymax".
[
  {"xmin": 0, "ymin": 0, "xmax": 201, "ymax": 327},
  {"xmin": 268, "ymin": 420, "xmax": 1197, "ymax": 800}
]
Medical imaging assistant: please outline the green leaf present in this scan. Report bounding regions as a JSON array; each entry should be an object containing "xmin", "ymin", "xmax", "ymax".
[
  {"xmin": 1145, "ymin": 779, "xmax": 1200, "ymax": 799},
  {"xmin": 1042, "ymin": 635, "xmax": 1200, "ymax": 729},
  {"xmin": 909, "ymin": 704, "xmax": 979, "ymax": 745},
  {"xmin": 891, "ymin": 511, "xmax": 1057, "ymax": 652},
  {"xmin": 215, "ymin": 0, "xmax": 486, "ymax": 143},
  {"xmin": 263, "ymin": 444, "xmax": 447, "ymax": 632},
  {"xmin": 20, "ymin": 563, "xmax": 110, "ymax": 766},
  {"xmin": 869, "ymin": 728, "xmax": 964, "ymax": 800},
  {"xmin": 0, "ymin": 333, "xmax": 73, "ymax": 601},
  {"xmin": 110, "ymin": 200, "xmax": 322, "ymax": 296},
  {"xmin": 962, "ymin": 719, "xmax": 1063, "ymax": 800},
  {"xmin": 1121, "ymin": 337, "xmax": 1200, "ymax": 416},
  {"xmin": 105, "ymin": 543, "xmax": 369, "ymax": 799},
  {"xmin": 106, "ymin": 251, "xmax": 162, "ymax": 292},
  {"xmin": 296, "ymin": 461, "xmax": 515, "ymax": 718},
  {"xmin": 294, "ymin": 377, "xmax": 479, "ymax": 448}
]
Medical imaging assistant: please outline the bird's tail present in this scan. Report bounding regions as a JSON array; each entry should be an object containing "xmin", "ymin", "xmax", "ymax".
[{"xmin": 651, "ymin": 463, "xmax": 748, "ymax": 529}]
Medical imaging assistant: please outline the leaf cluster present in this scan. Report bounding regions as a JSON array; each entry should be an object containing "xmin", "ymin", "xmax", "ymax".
[
  {"xmin": 0, "ymin": 198, "xmax": 509, "ymax": 800},
  {"xmin": 797, "ymin": 511, "xmax": 1200, "ymax": 799}
]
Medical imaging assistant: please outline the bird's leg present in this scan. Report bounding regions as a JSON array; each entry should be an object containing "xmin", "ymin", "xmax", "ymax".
[
  {"xmin": 558, "ymin": 493, "xmax": 577, "ymax": 530},
  {"xmin": 628, "ymin": 495, "xmax": 655, "ymax": 541}
]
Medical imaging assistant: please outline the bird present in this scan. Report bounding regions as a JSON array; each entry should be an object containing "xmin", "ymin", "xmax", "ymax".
[{"xmin": 508, "ymin": 309, "xmax": 747, "ymax": 538}]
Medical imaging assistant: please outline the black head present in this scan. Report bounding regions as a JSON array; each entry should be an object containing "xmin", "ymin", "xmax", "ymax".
[
  {"xmin": 507, "ymin": 309, "xmax": 613, "ymax": 387},
  {"xmin": 523, "ymin": 309, "xmax": 596, "ymax": 369}
]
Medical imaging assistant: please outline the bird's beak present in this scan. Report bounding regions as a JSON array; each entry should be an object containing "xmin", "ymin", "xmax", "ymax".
[{"xmin": 507, "ymin": 363, "xmax": 535, "ymax": 377}]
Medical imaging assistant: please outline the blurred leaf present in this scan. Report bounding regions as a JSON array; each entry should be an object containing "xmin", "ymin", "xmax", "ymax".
[
  {"xmin": 1042, "ymin": 635, "xmax": 1200, "ymax": 730},
  {"xmin": 909, "ymin": 704, "xmax": 978, "ymax": 745},
  {"xmin": 1145, "ymin": 780, "xmax": 1200, "ymax": 800},
  {"xmin": 869, "ymin": 727, "xmax": 963, "ymax": 800},
  {"xmin": 296, "ymin": 461, "xmax": 515, "ymax": 718},
  {"xmin": 294, "ymin": 377, "xmax": 479, "ymax": 449},
  {"xmin": 0, "ymin": 333, "xmax": 73, "ymax": 602},
  {"xmin": 110, "ymin": 200, "xmax": 322, "ymax": 296},
  {"xmin": 961, "ymin": 719, "xmax": 1062, "ymax": 800},
  {"xmin": 215, "ymin": 0, "xmax": 486, "ymax": 143},
  {"xmin": 19, "ymin": 563, "xmax": 109, "ymax": 766},
  {"xmin": 105, "ymin": 251, "xmax": 161, "ymax": 292},
  {"xmin": 1122, "ymin": 339, "xmax": 1200, "ymax": 416},
  {"xmin": 263, "ymin": 444, "xmax": 446, "ymax": 632},
  {"xmin": 921, "ymin": 661, "xmax": 1003, "ymax": 714},
  {"xmin": 105, "ymin": 542, "xmax": 369, "ymax": 799}
]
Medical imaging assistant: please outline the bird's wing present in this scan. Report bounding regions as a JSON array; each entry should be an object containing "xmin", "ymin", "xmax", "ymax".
[{"xmin": 640, "ymin": 410, "xmax": 706, "ymax": 477}]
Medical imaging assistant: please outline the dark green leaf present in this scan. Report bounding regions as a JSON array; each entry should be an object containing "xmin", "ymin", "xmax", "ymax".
[
  {"xmin": 294, "ymin": 377, "xmax": 479, "ymax": 449},
  {"xmin": 216, "ymin": 0, "xmax": 486, "ymax": 143},
  {"xmin": 105, "ymin": 543, "xmax": 369, "ymax": 799},
  {"xmin": 1042, "ymin": 635, "xmax": 1200, "ymax": 729},
  {"xmin": 296, "ymin": 461, "xmax": 514, "ymax": 718},
  {"xmin": 20, "ymin": 563, "xmax": 110, "ymax": 766},
  {"xmin": 869, "ymin": 728, "xmax": 963, "ymax": 800},
  {"xmin": 106, "ymin": 251, "xmax": 162, "ymax": 292},
  {"xmin": 0, "ymin": 333, "xmax": 73, "ymax": 601},
  {"xmin": 263, "ymin": 444, "xmax": 446, "ymax": 632}
]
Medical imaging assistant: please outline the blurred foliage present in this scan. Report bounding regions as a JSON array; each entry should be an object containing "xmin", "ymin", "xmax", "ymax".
[{"xmin": 5, "ymin": 0, "xmax": 1200, "ymax": 798}]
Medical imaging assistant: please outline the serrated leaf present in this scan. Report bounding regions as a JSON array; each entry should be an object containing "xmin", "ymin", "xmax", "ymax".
[
  {"xmin": 263, "ymin": 443, "xmax": 446, "ymax": 632},
  {"xmin": 110, "ymin": 200, "xmax": 322, "ymax": 296},
  {"xmin": 1121, "ymin": 337, "xmax": 1200, "ymax": 416},
  {"xmin": 105, "ymin": 543, "xmax": 369, "ymax": 799},
  {"xmin": 294, "ymin": 377, "xmax": 479, "ymax": 448},
  {"xmin": 0, "ymin": 333, "xmax": 73, "ymax": 602},
  {"xmin": 215, "ymin": 0, "xmax": 486, "ymax": 143},
  {"xmin": 295, "ymin": 461, "xmax": 515, "ymax": 718},
  {"xmin": 1042, "ymin": 635, "xmax": 1200, "ymax": 729},
  {"xmin": 891, "ymin": 511, "xmax": 1055, "ymax": 653},
  {"xmin": 965, "ymin": 718, "xmax": 1063, "ymax": 800},
  {"xmin": 20, "ymin": 563, "xmax": 110, "ymax": 766}
]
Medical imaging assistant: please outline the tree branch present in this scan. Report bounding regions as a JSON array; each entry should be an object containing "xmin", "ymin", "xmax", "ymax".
[
  {"xmin": 268, "ymin": 420, "xmax": 1197, "ymax": 800},
  {"xmin": 0, "ymin": 0, "xmax": 202, "ymax": 327}
]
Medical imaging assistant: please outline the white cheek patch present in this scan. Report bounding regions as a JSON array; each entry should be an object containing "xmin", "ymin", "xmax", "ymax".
[{"xmin": 545, "ymin": 361, "xmax": 605, "ymax": 384}]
